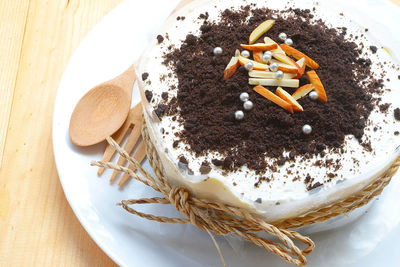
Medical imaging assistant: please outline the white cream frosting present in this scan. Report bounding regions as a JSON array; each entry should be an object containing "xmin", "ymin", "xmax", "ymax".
[{"xmin": 136, "ymin": 0, "xmax": 400, "ymax": 222}]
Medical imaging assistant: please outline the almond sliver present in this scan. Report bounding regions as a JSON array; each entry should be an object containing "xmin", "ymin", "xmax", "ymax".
[
  {"xmin": 307, "ymin": 71, "xmax": 327, "ymax": 102},
  {"xmin": 280, "ymin": 44, "xmax": 319, "ymax": 69},
  {"xmin": 253, "ymin": 85, "xmax": 294, "ymax": 113},
  {"xmin": 253, "ymin": 51, "xmax": 263, "ymax": 63},
  {"xmin": 238, "ymin": 56, "xmax": 269, "ymax": 71},
  {"xmin": 249, "ymin": 78, "xmax": 299, "ymax": 88},
  {"xmin": 249, "ymin": 20, "xmax": 275, "ymax": 44},
  {"xmin": 276, "ymin": 87, "xmax": 303, "ymax": 111},
  {"xmin": 249, "ymin": 70, "xmax": 295, "ymax": 79},
  {"xmin": 241, "ymin": 43, "xmax": 278, "ymax": 51},
  {"xmin": 292, "ymin": 84, "xmax": 315, "ymax": 100},
  {"xmin": 223, "ymin": 56, "xmax": 239, "ymax": 80}
]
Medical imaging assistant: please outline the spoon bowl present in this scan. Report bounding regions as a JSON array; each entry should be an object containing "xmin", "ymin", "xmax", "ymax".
[{"xmin": 69, "ymin": 64, "xmax": 136, "ymax": 146}]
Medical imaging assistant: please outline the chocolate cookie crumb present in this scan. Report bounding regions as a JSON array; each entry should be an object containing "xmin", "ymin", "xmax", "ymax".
[
  {"xmin": 173, "ymin": 140, "xmax": 179, "ymax": 148},
  {"xmin": 199, "ymin": 12, "xmax": 209, "ymax": 19},
  {"xmin": 307, "ymin": 182, "xmax": 323, "ymax": 191},
  {"xmin": 370, "ymin": 45, "xmax": 377, "ymax": 54},
  {"xmin": 142, "ymin": 72, "xmax": 149, "ymax": 81},
  {"xmin": 179, "ymin": 156, "xmax": 188, "ymax": 164},
  {"xmin": 255, "ymin": 198, "xmax": 262, "ymax": 204},
  {"xmin": 157, "ymin": 35, "xmax": 164, "ymax": 43},
  {"xmin": 394, "ymin": 131, "xmax": 399, "ymax": 136},
  {"xmin": 154, "ymin": 104, "xmax": 168, "ymax": 119},
  {"xmin": 199, "ymin": 161, "xmax": 212, "ymax": 174},
  {"xmin": 394, "ymin": 108, "xmax": 400, "ymax": 121},
  {"xmin": 161, "ymin": 92, "xmax": 169, "ymax": 100},
  {"xmin": 184, "ymin": 34, "xmax": 197, "ymax": 46},
  {"xmin": 212, "ymin": 158, "xmax": 223, "ymax": 166},
  {"xmin": 161, "ymin": 7, "xmax": 386, "ymax": 173},
  {"xmin": 144, "ymin": 90, "xmax": 153, "ymax": 102}
]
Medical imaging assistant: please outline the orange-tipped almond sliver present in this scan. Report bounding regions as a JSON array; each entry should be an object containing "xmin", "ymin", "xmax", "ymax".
[
  {"xmin": 253, "ymin": 85, "xmax": 294, "ymax": 113},
  {"xmin": 276, "ymin": 87, "xmax": 303, "ymax": 111},
  {"xmin": 238, "ymin": 56, "xmax": 269, "ymax": 71},
  {"xmin": 253, "ymin": 51, "xmax": 263, "ymax": 63},
  {"xmin": 280, "ymin": 44, "xmax": 319, "ymax": 69},
  {"xmin": 241, "ymin": 43, "xmax": 278, "ymax": 51},
  {"xmin": 249, "ymin": 20, "xmax": 275, "ymax": 44},
  {"xmin": 292, "ymin": 84, "xmax": 315, "ymax": 100},
  {"xmin": 223, "ymin": 56, "xmax": 240, "ymax": 80},
  {"xmin": 307, "ymin": 71, "xmax": 327, "ymax": 102},
  {"xmin": 269, "ymin": 60, "xmax": 298, "ymax": 74},
  {"xmin": 294, "ymin": 57, "xmax": 306, "ymax": 79}
]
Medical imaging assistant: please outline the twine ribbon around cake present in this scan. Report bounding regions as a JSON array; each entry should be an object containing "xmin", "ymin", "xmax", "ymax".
[{"xmin": 91, "ymin": 123, "xmax": 400, "ymax": 266}]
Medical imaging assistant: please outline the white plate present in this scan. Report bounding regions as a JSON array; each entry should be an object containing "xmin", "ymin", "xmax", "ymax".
[{"xmin": 53, "ymin": 0, "xmax": 400, "ymax": 266}]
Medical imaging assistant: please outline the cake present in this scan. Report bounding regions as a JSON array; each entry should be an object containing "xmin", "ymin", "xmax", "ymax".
[{"xmin": 135, "ymin": 0, "xmax": 400, "ymax": 224}]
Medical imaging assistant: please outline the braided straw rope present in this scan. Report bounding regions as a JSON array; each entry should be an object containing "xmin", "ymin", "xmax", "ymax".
[{"xmin": 91, "ymin": 121, "xmax": 400, "ymax": 266}]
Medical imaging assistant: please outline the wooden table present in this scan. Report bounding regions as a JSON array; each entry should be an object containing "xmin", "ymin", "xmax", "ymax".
[
  {"xmin": 0, "ymin": 1, "xmax": 123, "ymax": 266},
  {"xmin": 1, "ymin": 0, "xmax": 400, "ymax": 266}
]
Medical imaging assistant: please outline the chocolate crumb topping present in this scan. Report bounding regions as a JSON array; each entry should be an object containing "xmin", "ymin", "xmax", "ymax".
[
  {"xmin": 157, "ymin": 35, "xmax": 164, "ymax": 43},
  {"xmin": 369, "ymin": 45, "xmax": 377, "ymax": 54},
  {"xmin": 395, "ymin": 108, "xmax": 400, "ymax": 121},
  {"xmin": 160, "ymin": 7, "xmax": 389, "ymax": 173},
  {"xmin": 142, "ymin": 72, "xmax": 149, "ymax": 81},
  {"xmin": 161, "ymin": 92, "xmax": 169, "ymax": 100},
  {"xmin": 154, "ymin": 104, "xmax": 168, "ymax": 119},
  {"xmin": 142, "ymin": 6, "xmax": 394, "ymax": 178},
  {"xmin": 199, "ymin": 161, "xmax": 212, "ymax": 174},
  {"xmin": 144, "ymin": 90, "xmax": 152, "ymax": 102}
]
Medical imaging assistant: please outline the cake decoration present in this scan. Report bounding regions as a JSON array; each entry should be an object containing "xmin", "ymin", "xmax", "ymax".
[
  {"xmin": 275, "ymin": 70, "xmax": 284, "ymax": 80},
  {"xmin": 152, "ymin": 4, "xmax": 397, "ymax": 192},
  {"xmin": 244, "ymin": 61, "xmax": 254, "ymax": 71},
  {"xmin": 302, "ymin": 124, "xmax": 313, "ymax": 135},
  {"xmin": 270, "ymin": 62, "xmax": 279, "ymax": 72},
  {"xmin": 284, "ymin": 38, "xmax": 293, "ymax": 46},
  {"xmin": 262, "ymin": 51, "xmax": 272, "ymax": 63},
  {"xmin": 234, "ymin": 110, "xmax": 244, "ymax": 120},
  {"xmin": 241, "ymin": 49, "xmax": 250, "ymax": 58},
  {"xmin": 248, "ymin": 19, "xmax": 275, "ymax": 44},
  {"xmin": 213, "ymin": 46, "xmax": 223, "ymax": 55},
  {"xmin": 308, "ymin": 91, "xmax": 319, "ymax": 101},
  {"xmin": 243, "ymin": 100, "xmax": 254, "ymax": 111},
  {"xmin": 239, "ymin": 92, "xmax": 249, "ymax": 102},
  {"xmin": 278, "ymin": 32, "xmax": 287, "ymax": 41}
]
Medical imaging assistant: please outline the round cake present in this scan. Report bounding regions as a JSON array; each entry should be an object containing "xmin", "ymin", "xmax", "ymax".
[{"xmin": 136, "ymin": 0, "xmax": 400, "ymax": 224}]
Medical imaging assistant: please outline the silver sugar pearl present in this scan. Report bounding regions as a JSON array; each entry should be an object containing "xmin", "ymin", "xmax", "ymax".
[
  {"xmin": 262, "ymin": 53, "xmax": 272, "ymax": 63},
  {"xmin": 213, "ymin": 47, "xmax": 223, "ymax": 55},
  {"xmin": 285, "ymin": 38, "xmax": 293, "ymax": 46},
  {"xmin": 278, "ymin": 32, "xmax": 288, "ymax": 41},
  {"xmin": 244, "ymin": 62, "xmax": 254, "ymax": 71},
  {"xmin": 235, "ymin": 110, "xmax": 244, "ymax": 120},
  {"xmin": 264, "ymin": 51, "xmax": 273, "ymax": 57},
  {"xmin": 309, "ymin": 91, "xmax": 319, "ymax": 101},
  {"xmin": 275, "ymin": 70, "xmax": 284, "ymax": 80},
  {"xmin": 270, "ymin": 62, "xmax": 279, "ymax": 72},
  {"xmin": 239, "ymin": 92, "xmax": 249, "ymax": 102},
  {"xmin": 302, "ymin": 124, "xmax": 312, "ymax": 135},
  {"xmin": 241, "ymin": 50, "xmax": 250, "ymax": 58},
  {"xmin": 243, "ymin": 100, "xmax": 254, "ymax": 111}
]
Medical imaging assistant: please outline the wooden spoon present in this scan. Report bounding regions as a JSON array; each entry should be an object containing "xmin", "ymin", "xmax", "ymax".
[{"xmin": 69, "ymin": 64, "xmax": 136, "ymax": 146}]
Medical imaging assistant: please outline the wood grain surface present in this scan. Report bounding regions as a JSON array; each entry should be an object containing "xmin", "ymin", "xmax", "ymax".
[{"xmin": 0, "ymin": 1, "xmax": 122, "ymax": 266}]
